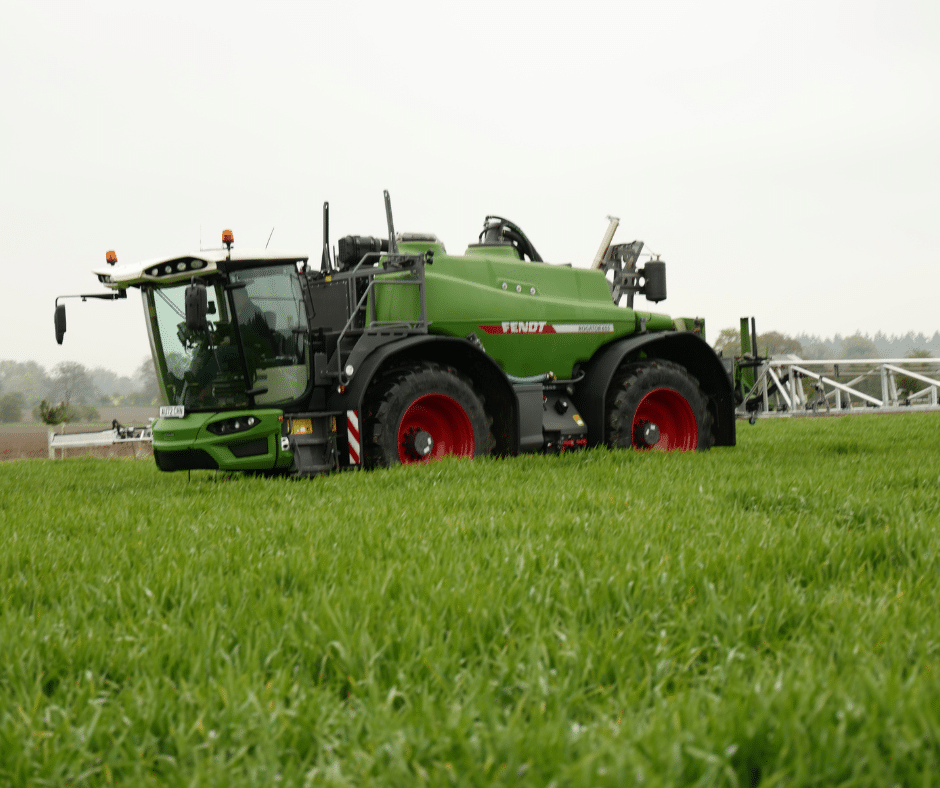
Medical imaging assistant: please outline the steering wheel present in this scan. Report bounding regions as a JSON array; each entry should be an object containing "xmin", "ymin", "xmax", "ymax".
[{"xmin": 177, "ymin": 320, "xmax": 217, "ymax": 350}]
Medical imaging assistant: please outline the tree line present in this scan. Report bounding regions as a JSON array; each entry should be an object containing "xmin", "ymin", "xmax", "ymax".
[
  {"xmin": 0, "ymin": 357, "xmax": 160, "ymax": 423},
  {"xmin": 712, "ymin": 328, "xmax": 938, "ymax": 360}
]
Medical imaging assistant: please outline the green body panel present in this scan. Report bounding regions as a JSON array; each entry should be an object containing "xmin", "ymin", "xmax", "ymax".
[
  {"xmin": 152, "ymin": 409, "xmax": 291, "ymax": 470},
  {"xmin": 375, "ymin": 242, "xmax": 675, "ymax": 378},
  {"xmin": 737, "ymin": 316, "xmax": 755, "ymax": 392},
  {"xmin": 673, "ymin": 316, "xmax": 706, "ymax": 339}
]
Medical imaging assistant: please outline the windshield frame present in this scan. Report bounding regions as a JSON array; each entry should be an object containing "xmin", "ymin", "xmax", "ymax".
[{"xmin": 142, "ymin": 260, "xmax": 311, "ymax": 412}]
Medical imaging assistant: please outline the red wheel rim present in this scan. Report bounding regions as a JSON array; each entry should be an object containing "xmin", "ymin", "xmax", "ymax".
[
  {"xmin": 632, "ymin": 387, "xmax": 698, "ymax": 450},
  {"xmin": 398, "ymin": 393, "xmax": 475, "ymax": 463}
]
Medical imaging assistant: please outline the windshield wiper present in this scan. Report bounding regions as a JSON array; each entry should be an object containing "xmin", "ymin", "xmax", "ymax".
[{"xmin": 155, "ymin": 288, "xmax": 186, "ymax": 320}]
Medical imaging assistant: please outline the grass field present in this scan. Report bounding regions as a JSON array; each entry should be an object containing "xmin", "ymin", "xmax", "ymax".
[{"xmin": 2, "ymin": 413, "xmax": 939, "ymax": 786}]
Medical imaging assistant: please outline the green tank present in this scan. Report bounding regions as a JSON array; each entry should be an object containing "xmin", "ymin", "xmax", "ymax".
[{"xmin": 373, "ymin": 241, "xmax": 678, "ymax": 380}]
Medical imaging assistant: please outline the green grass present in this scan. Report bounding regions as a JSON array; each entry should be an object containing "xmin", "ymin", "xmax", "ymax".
[{"xmin": 2, "ymin": 413, "xmax": 940, "ymax": 786}]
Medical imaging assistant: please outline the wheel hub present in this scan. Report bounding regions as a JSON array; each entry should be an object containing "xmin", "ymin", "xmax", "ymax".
[
  {"xmin": 632, "ymin": 387, "xmax": 698, "ymax": 450},
  {"xmin": 396, "ymin": 392, "xmax": 475, "ymax": 463},
  {"xmin": 404, "ymin": 428, "xmax": 434, "ymax": 458},
  {"xmin": 633, "ymin": 420, "xmax": 661, "ymax": 448}
]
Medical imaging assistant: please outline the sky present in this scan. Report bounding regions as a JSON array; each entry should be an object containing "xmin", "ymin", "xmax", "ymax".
[{"xmin": 2, "ymin": 1, "xmax": 938, "ymax": 378}]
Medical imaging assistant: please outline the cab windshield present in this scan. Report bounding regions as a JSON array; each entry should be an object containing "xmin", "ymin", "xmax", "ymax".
[{"xmin": 146, "ymin": 263, "xmax": 309, "ymax": 410}]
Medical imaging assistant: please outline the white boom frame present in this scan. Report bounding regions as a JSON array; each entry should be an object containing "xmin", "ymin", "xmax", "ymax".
[
  {"xmin": 737, "ymin": 357, "xmax": 940, "ymax": 418},
  {"xmin": 48, "ymin": 423, "xmax": 154, "ymax": 459}
]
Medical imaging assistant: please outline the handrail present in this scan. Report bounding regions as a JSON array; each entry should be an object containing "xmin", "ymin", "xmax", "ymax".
[{"xmin": 331, "ymin": 252, "xmax": 430, "ymax": 385}]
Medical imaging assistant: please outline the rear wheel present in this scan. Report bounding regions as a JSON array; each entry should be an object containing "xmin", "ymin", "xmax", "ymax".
[
  {"xmin": 365, "ymin": 363, "xmax": 493, "ymax": 468},
  {"xmin": 606, "ymin": 360, "xmax": 713, "ymax": 451}
]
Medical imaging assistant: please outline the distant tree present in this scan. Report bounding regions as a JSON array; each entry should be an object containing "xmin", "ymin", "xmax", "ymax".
[
  {"xmin": 131, "ymin": 356, "xmax": 161, "ymax": 406},
  {"xmin": 50, "ymin": 361, "xmax": 97, "ymax": 404},
  {"xmin": 79, "ymin": 404, "xmax": 100, "ymax": 423},
  {"xmin": 804, "ymin": 342, "xmax": 833, "ymax": 360},
  {"xmin": 0, "ymin": 360, "xmax": 52, "ymax": 404},
  {"xmin": 840, "ymin": 333, "xmax": 879, "ymax": 359},
  {"xmin": 757, "ymin": 331, "xmax": 802, "ymax": 358},
  {"xmin": 831, "ymin": 334, "xmax": 882, "ymax": 400},
  {"xmin": 712, "ymin": 327, "xmax": 741, "ymax": 357},
  {"xmin": 0, "ymin": 391, "xmax": 25, "ymax": 423},
  {"xmin": 36, "ymin": 400, "xmax": 78, "ymax": 425},
  {"xmin": 90, "ymin": 366, "xmax": 137, "ymax": 399},
  {"xmin": 713, "ymin": 327, "xmax": 803, "ymax": 358},
  {"xmin": 878, "ymin": 334, "xmax": 902, "ymax": 357}
]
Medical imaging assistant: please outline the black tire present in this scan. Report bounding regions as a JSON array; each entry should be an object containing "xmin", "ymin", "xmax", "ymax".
[
  {"xmin": 364, "ymin": 362, "xmax": 493, "ymax": 468},
  {"xmin": 605, "ymin": 360, "xmax": 714, "ymax": 451}
]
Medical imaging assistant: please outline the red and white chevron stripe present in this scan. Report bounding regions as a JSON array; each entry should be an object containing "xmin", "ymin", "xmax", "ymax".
[{"xmin": 347, "ymin": 410, "xmax": 360, "ymax": 465}]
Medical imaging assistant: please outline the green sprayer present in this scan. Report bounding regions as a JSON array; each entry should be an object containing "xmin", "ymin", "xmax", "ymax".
[{"xmin": 55, "ymin": 192, "xmax": 735, "ymax": 475}]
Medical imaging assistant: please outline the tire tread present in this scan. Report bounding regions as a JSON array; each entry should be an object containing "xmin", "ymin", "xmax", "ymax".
[
  {"xmin": 364, "ymin": 362, "xmax": 494, "ymax": 468},
  {"xmin": 605, "ymin": 359, "xmax": 714, "ymax": 451}
]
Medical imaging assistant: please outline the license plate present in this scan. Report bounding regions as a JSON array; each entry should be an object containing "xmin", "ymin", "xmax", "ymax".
[{"xmin": 159, "ymin": 405, "xmax": 185, "ymax": 419}]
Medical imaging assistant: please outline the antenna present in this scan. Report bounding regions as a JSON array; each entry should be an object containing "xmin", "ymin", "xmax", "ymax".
[
  {"xmin": 384, "ymin": 190, "xmax": 398, "ymax": 255},
  {"xmin": 321, "ymin": 202, "xmax": 331, "ymax": 271},
  {"xmin": 266, "ymin": 227, "xmax": 275, "ymax": 249}
]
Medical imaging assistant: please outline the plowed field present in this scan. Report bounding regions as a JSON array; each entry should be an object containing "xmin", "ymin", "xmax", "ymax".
[{"xmin": 0, "ymin": 407, "xmax": 155, "ymax": 461}]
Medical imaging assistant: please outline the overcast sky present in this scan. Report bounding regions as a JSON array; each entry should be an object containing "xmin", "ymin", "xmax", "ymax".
[{"xmin": 2, "ymin": 1, "xmax": 938, "ymax": 377}]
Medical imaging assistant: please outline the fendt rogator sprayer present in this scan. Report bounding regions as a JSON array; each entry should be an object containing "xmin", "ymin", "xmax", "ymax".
[{"xmin": 54, "ymin": 192, "xmax": 735, "ymax": 476}]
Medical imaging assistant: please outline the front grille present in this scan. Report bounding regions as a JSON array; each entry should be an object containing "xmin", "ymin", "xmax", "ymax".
[
  {"xmin": 154, "ymin": 448, "xmax": 219, "ymax": 472},
  {"xmin": 230, "ymin": 438, "xmax": 269, "ymax": 458}
]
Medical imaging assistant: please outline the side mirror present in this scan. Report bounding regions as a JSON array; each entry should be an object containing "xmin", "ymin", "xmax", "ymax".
[
  {"xmin": 54, "ymin": 304, "xmax": 67, "ymax": 345},
  {"xmin": 185, "ymin": 283, "xmax": 208, "ymax": 331},
  {"xmin": 640, "ymin": 260, "xmax": 667, "ymax": 303}
]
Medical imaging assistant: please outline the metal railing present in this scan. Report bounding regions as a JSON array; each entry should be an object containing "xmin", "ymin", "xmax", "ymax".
[
  {"xmin": 737, "ymin": 357, "xmax": 940, "ymax": 417},
  {"xmin": 48, "ymin": 422, "xmax": 154, "ymax": 458},
  {"xmin": 330, "ymin": 250, "xmax": 430, "ymax": 386}
]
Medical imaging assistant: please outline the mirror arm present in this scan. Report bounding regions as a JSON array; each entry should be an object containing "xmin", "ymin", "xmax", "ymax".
[
  {"xmin": 56, "ymin": 291, "xmax": 127, "ymax": 305},
  {"xmin": 53, "ymin": 290, "xmax": 127, "ymax": 345}
]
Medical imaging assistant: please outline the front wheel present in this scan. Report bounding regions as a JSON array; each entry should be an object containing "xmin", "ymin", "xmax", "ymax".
[
  {"xmin": 364, "ymin": 363, "xmax": 493, "ymax": 468},
  {"xmin": 605, "ymin": 360, "xmax": 713, "ymax": 451}
]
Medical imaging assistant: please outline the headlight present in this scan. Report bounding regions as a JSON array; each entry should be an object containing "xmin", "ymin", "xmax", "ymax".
[{"xmin": 206, "ymin": 415, "xmax": 260, "ymax": 436}]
